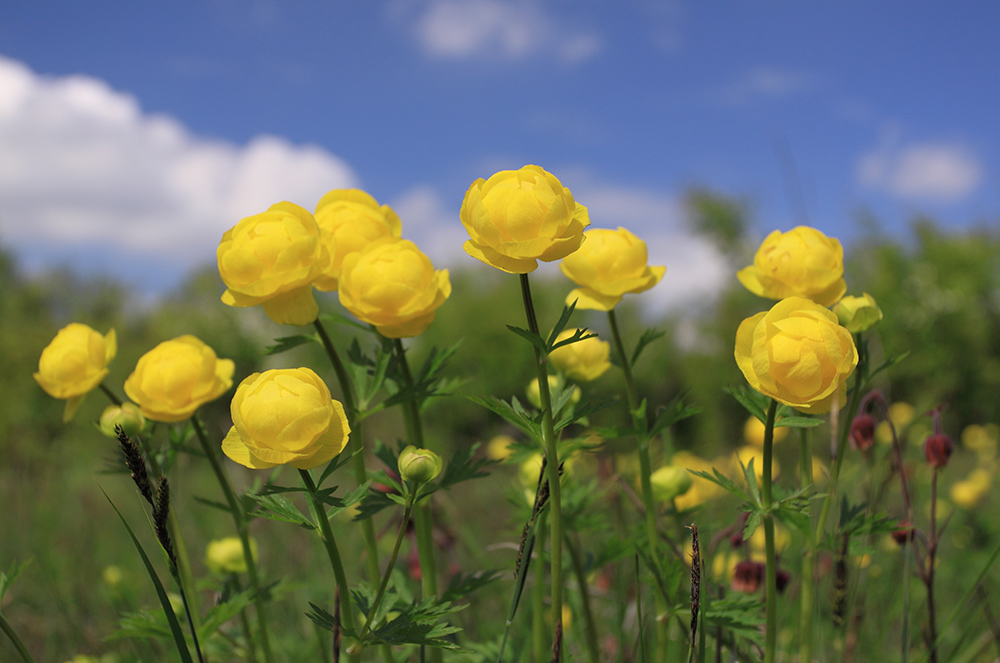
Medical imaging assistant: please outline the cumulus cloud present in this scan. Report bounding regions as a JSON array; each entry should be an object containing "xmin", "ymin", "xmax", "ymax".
[
  {"xmin": 0, "ymin": 55, "xmax": 357, "ymax": 286},
  {"xmin": 402, "ymin": 0, "xmax": 603, "ymax": 63},
  {"xmin": 389, "ymin": 178, "xmax": 729, "ymax": 313},
  {"xmin": 858, "ymin": 138, "xmax": 982, "ymax": 201}
]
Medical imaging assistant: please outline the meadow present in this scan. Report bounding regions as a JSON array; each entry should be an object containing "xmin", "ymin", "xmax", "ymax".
[{"xmin": 3, "ymin": 173, "xmax": 1000, "ymax": 663}]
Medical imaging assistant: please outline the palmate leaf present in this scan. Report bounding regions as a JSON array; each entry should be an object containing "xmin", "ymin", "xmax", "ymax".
[
  {"xmin": 438, "ymin": 444, "xmax": 496, "ymax": 491},
  {"xmin": 368, "ymin": 597, "xmax": 467, "ymax": 651},
  {"xmin": 704, "ymin": 595, "xmax": 765, "ymax": 645},
  {"xmin": 247, "ymin": 492, "xmax": 315, "ymax": 530},
  {"xmin": 545, "ymin": 300, "xmax": 581, "ymax": 352},
  {"xmin": 688, "ymin": 468, "xmax": 752, "ymax": 504},
  {"xmin": 263, "ymin": 334, "xmax": 318, "ymax": 356},
  {"xmin": 197, "ymin": 587, "xmax": 255, "ymax": 641},
  {"xmin": 353, "ymin": 487, "xmax": 398, "ymax": 521}
]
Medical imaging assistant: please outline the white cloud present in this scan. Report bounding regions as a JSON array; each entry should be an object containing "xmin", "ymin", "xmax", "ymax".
[
  {"xmin": 0, "ymin": 55, "xmax": 357, "ymax": 284},
  {"xmin": 389, "ymin": 178, "xmax": 729, "ymax": 313},
  {"xmin": 717, "ymin": 67, "xmax": 816, "ymax": 105},
  {"xmin": 858, "ymin": 138, "xmax": 982, "ymax": 201},
  {"xmin": 404, "ymin": 0, "xmax": 603, "ymax": 63}
]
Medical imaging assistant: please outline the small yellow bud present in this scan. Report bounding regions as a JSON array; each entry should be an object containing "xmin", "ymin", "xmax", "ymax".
[{"xmin": 98, "ymin": 403, "xmax": 146, "ymax": 438}]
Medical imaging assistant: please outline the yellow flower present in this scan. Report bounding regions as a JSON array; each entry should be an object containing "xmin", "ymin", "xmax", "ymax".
[
  {"xmin": 486, "ymin": 434, "xmax": 516, "ymax": 461},
  {"xmin": 876, "ymin": 402, "xmax": 916, "ymax": 445},
  {"xmin": 338, "ymin": 239, "xmax": 451, "ymax": 338},
  {"xmin": 560, "ymin": 227, "xmax": 665, "ymax": 310},
  {"xmin": 218, "ymin": 202, "xmax": 330, "ymax": 326},
  {"xmin": 672, "ymin": 451, "xmax": 727, "ymax": 511},
  {"xmin": 962, "ymin": 424, "xmax": 999, "ymax": 461},
  {"xmin": 737, "ymin": 226, "xmax": 847, "ymax": 306},
  {"xmin": 950, "ymin": 469, "xmax": 992, "ymax": 510},
  {"xmin": 649, "ymin": 464, "xmax": 693, "ymax": 502},
  {"xmin": 735, "ymin": 297, "xmax": 857, "ymax": 414},
  {"xmin": 460, "ymin": 165, "xmax": 590, "ymax": 273},
  {"xmin": 312, "ymin": 189, "xmax": 403, "ymax": 291},
  {"xmin": 124, "ymin": 336, "xmax": 235, "ymax": 422},
  {"xmin": 222, "ymin": 368, "xmax": 350, "ymax": 469},
  {"xmin": 34, "ymin": 323, "xmax": 117, "ymax": 422},
  {"xmin": 102, "ymin": 565, "xmax": 124, "ymax": 588},
  {"xmin": 98, "ymin": 403, "xmax": 146, "ymax": 438},
  {"xmin": 205, "ymin": 536, "xmax": 258, "ymax": 574},
  {"xmin": 833, "ymin": 292, "xmax": 883, "ymax": 333},
  {"xmin": 548, "ymin": 329, "xmax": 611, "ymax": 381},
  {"xmin": 742, "ymin": 416, "xmax": 789, "ymax": 447}
]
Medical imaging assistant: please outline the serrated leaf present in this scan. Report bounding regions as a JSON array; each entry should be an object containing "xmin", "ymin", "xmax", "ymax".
[
  {"xmin": 197, "ymin": 587, "xmax": 255, "ymax": 640},
  {"xmin": 553, "ymin": 398, "xmax": 617, "ymax": 433},
  {"xmin": 460, "ymin": 393, "xmax": 542, "ymax": 441},
  {"xmin": 688, "ymin": 468, "xmax": 751, "ymax": 504},
  {"xmin": 248, "ymin": 493, "xmax": 315, "ymax": 530},
  {"xmin": 545, "ymin": 300, "xmax": 580, "ymax": 351},
  {"xmin": 742, "ymin": 510, "xmax": 762, "ymax": 540},
  {"xmin": 441, "ymin": 570, "xmax": 501, "ymax": 603},
  {"xmin": 630, "ymin": 328, "xmax": 666, "ymax": 367},
  {"xmin": 263, "ymin": 334, "xmax": 318, "ymax": 356},
  {"xmin": 726, "ymin": 384, "xmax": 767, "ymax": 422},
  {"xmin": 353, "ymin": 489, "xmax": 398, "ymax": 521},
  {"xmin": 438, "ymin": 445, "xmax": 496, "ymax": 491},
  {"xmin": 505, "ymin": 325, "xmax": 547, "ymax": 354},
  {"xmin": 0, "ymin": 559, "xmax": 31, "ymax": 602},
  {"xmin": 368, "ymin": 598, "xmax": 467, "ymax": 651},
  {"xmin": 773, "ymin": 416, "xmax": 822, "ymax": 429},
  {"xmin": 324, "ymin": 481, "xmax": 371, "ymax": 521},
  {"xmin": 704, "ymin": 595, "xmax": 765, "ymax": 644},
  {"xmin": 649, "ymin": 392, "xmax": 702, "ymax": 438},
  {"xmin": 741, "ymin": 457, "xmax": 761, "ymax": 506}
]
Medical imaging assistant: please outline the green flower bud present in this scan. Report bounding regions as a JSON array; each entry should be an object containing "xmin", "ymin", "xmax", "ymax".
[
  {"xmin": 398, "ymin": 445, "xmax": 443, "ymax": 484},
  {"xmin": 833, "ymin": 292, "xmax": 883, "ymax": 333},
  {"xmin": 98, "ymin": 402, "xmax": 146, "ymax": 438},
  {"xmin": 649, "ymin": 464, "xmax": 693, "ymax": 502}
]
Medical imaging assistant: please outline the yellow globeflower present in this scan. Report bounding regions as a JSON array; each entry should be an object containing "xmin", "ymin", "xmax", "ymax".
[
  {"xmin": 950, "ymin": 469, "xmax": 992, "ymax": 510},
  {"xmin": 486, "ymin": 434, "xmax": 516, "ymax": 461},
  {"xmin": 649, "ymin": 464, "xmax": 693, "ymax": 502},
  {"xmin": 312, "ymin": 189, "xmax": 403, "ymax": 291},
  {"xmin": 222, "ymin": 368, "xmax": 350, "ymax": 470},
  {"xmin": 460, "ymin": 165, "xmax": 590, "ymax": 273},
  {"xmin": 124, "ymin": 336, "xmax": 234, "ymax": 422},
  {"xmin": 34, "ymin": 323, "xmax": 117, "ymax": 422},
  {"xmin": 560, "ymin": 227, "xmax": 665, "ymax": 310},
  {"xmin": 205, "ymin": 536, "xmax": 258, "ymax": 574},
  {"xmin": 672, "ymin": 451, "xmax": 727, "ymax": 511},
  {"xmin": 98, "ymin": 403, "xmax": 146, "ymax": 438},
  {"xmin": 338, "ymin": 239, "xmax": 451, "ymax": 338},
  {"xmin": 737, "ymin": 226, "xmax": 847, "ymax": 306},
  {"xmin": 962, "ymin": 424, "xmax": 999, "ymax": 461},
  {"xmin": 548, "ymin": 329, "xmax": 611, "ymax": 382},
  {"xmin": 218, "ymin": 202, "xmax": 330, "ymax": 326},
  {"xmin": 735, "ymin": 297, "xmax": 857, "ymax": 414}
]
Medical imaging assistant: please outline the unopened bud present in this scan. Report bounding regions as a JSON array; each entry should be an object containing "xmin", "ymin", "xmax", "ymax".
[
  {"xmin": 891, "ymin": 521, "xmax": 915, "ymax": 546},
  {"xmin": 833, "ymin": 292, "xmax": 883, "ymax": 333},
  {"xmin": 398, "ymin": 445, "xmax": 443, "ymax": 484},
  {"xmin": 649, "ymin": 464, "xmax": 692, "ymax": 503},
  {"xmin": 99, "ymin": 403, "xmax": 146, "ymax": 438},
  {"xmin": 923, "ymin": 433, "xmax": 954, "ymax": 469},
  {"xmin": 850, "ymin": 414, "xmax": 877, "ymax": 451}
]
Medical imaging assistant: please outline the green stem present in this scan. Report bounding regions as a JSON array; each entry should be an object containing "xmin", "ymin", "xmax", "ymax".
[
  {"xmin": 300, "ymin": 469, "xmax": 358, "ymax": 660},
  {"xmin": 192, "ymin": 416, "xmax": 273, "ymax": 663},
  {"xmin": 390, "ymin": 337, "xmax": 442, "ymax": 663},
  {"xmin": 608, "ymin": 309, "xmax": 667, "ymax": 661},
  {"xmin": 799, "ymin": 428, "xmax": 815, "ymax": 663},
  {"xmin": 99, "ymin": 382, "xmax": 123, "ymax": 406},
  {"xmin": 533, "ymin": 514, "xmax": 548, "ymax": 663},
  {"xmin": 520, "ymin": 274, "xmax": 563, "ymax": 660},
  {"xmin": 0, "ymin": 612, "xmax": 36, "ymax": 663},
  {"xmin": 315, "ymin": 319, "xmax": 394, "ymax": 663},
  {"xmin": 565, "ymin": 533, "xmax": 601, "ymax": 663},
  {"xmin": 762, "ymin": 399, "xmax": 778, "ymax": 663},
  {"xmin": 359, "ymin": 489, "xmax": 417, "ymax": 644}
]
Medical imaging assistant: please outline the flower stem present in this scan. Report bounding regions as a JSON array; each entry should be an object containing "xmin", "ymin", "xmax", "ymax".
[
  {"xmin": 926, "ymin": 470, "xmax": 940, "ymax": 663},
  {"xmin": 390, "ymin": 337, "xmax": 443, "ymax": 663},
  {"xmin": 359, "ymin": 488, "xmax": 417, "ymax": 645},
  {"xmin": 520, "ymin": 273, "xmax": 563, "ymax": 659},
  {"xmin": 300, "ymin": 468, "xmax": 358, "ymax": 660},
  {"xmin": 608, "ymin": 309, "xmax": 667, "ymax": 661},
  {"xmin": 0, "ymin": 612, "xmax": 37, "ymax": 663},
  {"xmin": 798, "ymin": 428, "xmax": 815, "ymax": 663},
  {"xmin": 191, "ymin": 416, "xmax": 273, "ymax": 663},
  {"xmin": 99, "ymin": 382, "xmax": 123, "ymax": 406},
  {"xmin": 565, "ymin": 532, "xmax": 601, "ymax": 663},
  {"xmin": 762, "ymin": 399, "xmax": 778, "ymax": 663},
  {"xmin": 314, "ymin": 319, "xmax": 394, "ymax": 663}
]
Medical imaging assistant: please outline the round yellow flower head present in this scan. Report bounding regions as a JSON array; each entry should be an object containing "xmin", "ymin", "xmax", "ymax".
[
  {"xmin": 950, "ymin": 469, "xmax": 992, "ymax": 510},
  {"xmin": 548, "ymin": 329, "xmax": 611, "ymax": 382},
  {"xmin": 398, "ymin": 445, "xmax": 444, "ymax": 484},
  {"xmin": 312, "ymin": 189, "xmax": 403, "ymax": 291},
  {"xmin": 649, "ymin": 464, "xmax": 693, "ymax": 503},
  {"xmin": 742, "ymin": 416, "xmax": 789, "ymax": 447},
  {"xmin": 98, "ymin": 402, "xmax": 146, "ymax": 438},
  {"xmin": 735, "ymin": 297, "xmax": 858, "ymax": 414},
  {"xmin": 222, "ymin": 368, "xmax": 350, "ymax": 470},
  {"xmin": 35, "ymin": 323, "xmax": 117, "ymax": 422},
  {"xmin": 737, "ymin": 226, "xmax": 847, "ymax": 307},
  {"xmin": 205, "ymin": 536, "xmax": 258, "ymax": 574},
  {"xmin": 486, "ymin": 434, "xmax": 516, "ymax": 461},
  {"xmin": 961, "ymin": 424, "xmax": 999, "ymax": 461},
  {"xmin": 460, "ymin": 165, "xmax": 590, "ymax": 273},
  {"xmin": 124, "ymin": 336, "xmax": 235, "ymax": 422},
  {"xmin": 102, "ymin": 565, "xmax": 124, "ymax": 588},
  {"xmin": 560, "ymin": 227, "xmax": 665, "ymax": 310},
  {"xmin": 218, "ymin": 201, "xmax": 331, "ymax": 326},
  {"xmin": 338, "ymin": 239, "xmax": 451, "ymax": 338},
  {"xmin": 834, "ymin": 292, "xmax": 883, "ymax": 333}
]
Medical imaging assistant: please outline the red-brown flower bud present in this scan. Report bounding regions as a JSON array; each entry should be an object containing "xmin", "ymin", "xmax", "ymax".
[
  {"xmin": 923, "ymin": 433, "xmax": 954, "ymax": 469},
  {"xmin": 850, "ymin": 414, "xmax": 877, "ymax": 451},
  {"xmin": 891, "ymin": 521, "xmax": 915, "ymax": 545},
  {"xmin": 776, "ymin": 568, "xmax": 792, "ymax": 593},
  {"xmin": 732, "ymin": 561, "xmax": 764, "ymax": 593}
]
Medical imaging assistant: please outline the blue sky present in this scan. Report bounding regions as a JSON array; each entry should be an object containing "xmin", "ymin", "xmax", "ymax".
[{"xmin": 1, "ymin": 1, "xmax": 996, "ymax": 308}]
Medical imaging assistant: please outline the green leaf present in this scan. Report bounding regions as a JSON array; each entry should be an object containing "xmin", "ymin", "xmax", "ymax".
[
  {"xmin": 740, "ymin": 457, "xmax": 761, "ymax": 507},
  {"xmin": 553, "ymin": 398, "xmax": 617, "ymax": 433},
  {"xmin": 438, "ymin": 444, "xmax": 496, "ymax": 491},
  {"xmin": 704, "ymin": 595, "xmax": 765, "ymax": 644},
  {"xmin": 192, "ymin": 496, "xmax": 231, "ymax": 513},
  {"xmin": 441, "ymin": 570, "xmax": 501, "ymax": 603},
  {"xmin": 460, "ymin": 393, "xmax": 542, "ymax": 441},
  {"xmin": 545, "ymin": 300, "xmax": 580, "ymax": 351},
  {"xmin": 319, "ymin": 312, "xmax": 377, "ymax": 334},
  {"xmin": 506, "ymin": 325, "xmax": 547, "ymax": 354},
  {"xmin": 688, "ymin": 468, "xmax": 751, "ymax": 504},
  {"xmin": 630, "ymin": 328, "xmax": 666, "ymax": 367},
  {"xmin": 354, "ymin": 488, "xmax": 398, "ymax": 521},
  {"xmin": 649, "ymin": 392, "xmax": 702, "ymax": 438},
  {"xmin": 324, "ymin": 481, "xmax": 371, "ymax": 521},
  {"xmin": 867, "ymin": 350, "xmax": 910, "ymax": 383},
  {"xmin": 367, "ymin": 598, "xmax": 467, "ymax": 651},
  {"xmin": 742, "ymin": 510, "xmax": 762, "ymax": 541},
  {"xmin": 263, "ymin": 334, "xmax": 318, "ymax": 356},
  {"xmin": 725, "ymin": 384, "xmax": 767, "ymax": 422},
  {"xmin": 248, "ymin": 493, "xmax": 316, "ymax": 530},
  {"xmin": 0, "ymin": 559, "xmax": 31, "ymax": 602},
  {"xmin": 197, "ymin": 587, "xmax": 255, "ymax": 641},
  {"xmin": 101, "ymin": 488, "xmax": 194, "ymax": 663},
  {"xmin": 773, "ymin": 416, "xmax": 822, "ymax": 429}
]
